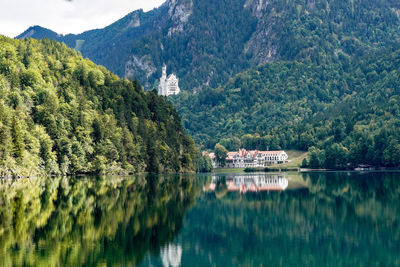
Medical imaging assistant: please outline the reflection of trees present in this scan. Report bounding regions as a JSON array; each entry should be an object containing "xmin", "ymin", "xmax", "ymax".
[
  {"xmin": 0, "ymin": 175, "xmax": 197, "ymax": 266},
  {"xmin": 181, "ymin": 172, "xmax": 400, "ymax": 266}
]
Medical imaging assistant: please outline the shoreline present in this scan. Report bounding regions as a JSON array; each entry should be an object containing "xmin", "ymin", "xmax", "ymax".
[{"xmin": 212, "ymin": 167, "xmax": 400, "ymax": 173}]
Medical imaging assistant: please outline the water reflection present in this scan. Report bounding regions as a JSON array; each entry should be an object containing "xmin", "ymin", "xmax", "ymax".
[
  {"xmin": 178, "ymin": 172, "xmax": 400, "ymax": 266},
  {"xmin": 161, "ymin": 243, "xmax": 182, "ymax": 267},
  {"xmin": 205, "ymin": 174, "xmax": 289, "ymax": 193},
  {"xmin": 0, "ymin": 175, "xmax": 197, "ymax": 267},
  {"xmin": 1, "ymin": 172, "xmax": 400, "ymax": 266}
]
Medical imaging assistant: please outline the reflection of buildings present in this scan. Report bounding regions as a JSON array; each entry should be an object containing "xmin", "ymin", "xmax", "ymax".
[
  {"xmin": 161, "ymin": 243, "xmax": 182, "ymax": 267},
  {"xmin": 208, "ymin": 149, "xmax": 289, "ymax": 168},
  {"xmin": 206, "ymin": 175, "xmax": 289, "ymax": 193}
]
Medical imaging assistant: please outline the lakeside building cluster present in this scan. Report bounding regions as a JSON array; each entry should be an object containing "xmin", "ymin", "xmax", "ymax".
[{"xmin": 208, "ymin": 149, "xmax": 289, "ymax": 168}]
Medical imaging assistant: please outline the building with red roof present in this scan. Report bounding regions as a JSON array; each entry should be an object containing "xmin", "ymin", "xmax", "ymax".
[{"xmin": 206, "ymin": 149, "xmax": 288, "ymax": 168}]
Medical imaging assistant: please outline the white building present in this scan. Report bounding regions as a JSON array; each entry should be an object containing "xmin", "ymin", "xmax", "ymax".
[
  {"xmin": 205, "ymin": 174, "xmax": 289, "ymax": 193},
  {"xmin": 208, "ymin": 149, "xmax": 289, "ymax": 168},
  {"xmin": 158, "ymin": 65, "xmax": 181, "ymax": 96}
]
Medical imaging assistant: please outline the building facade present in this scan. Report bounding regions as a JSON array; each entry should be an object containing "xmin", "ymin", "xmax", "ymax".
[
  {"xmin": 205, "ymin": 174, "xmax": 289, "ymax": 193},
  {"xmin": 208, "ymin": 149, "xmax": 289, "ymax": 168},
  {"xmin": 158, "ymin": 65, "xmax": 181, "ymax": 96}
]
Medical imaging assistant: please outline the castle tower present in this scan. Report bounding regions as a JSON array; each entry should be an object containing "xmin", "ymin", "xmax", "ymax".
[
  {"xmin": 158, "ymin": 65, "xmax": 167, "ymax": 96},
  {"xmin": 158, "ymin": 65, "xmax": 181, "ymax": 96}
]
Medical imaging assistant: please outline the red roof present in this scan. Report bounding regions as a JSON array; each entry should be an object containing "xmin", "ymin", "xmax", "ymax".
[
  {"xmin": 207, "ymin": 149, "xmax": 285, "ymax": 160},
  {"xmin": 257, "ymin": 151, "xmax": 285, "ymax": 154}
]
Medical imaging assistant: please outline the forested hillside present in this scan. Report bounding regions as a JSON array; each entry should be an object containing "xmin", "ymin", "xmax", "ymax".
[
  {"xmin": 16, "ymin": 0, "xmax": 400, "ymax": 169},
  {"xmin": 172, "ymin": 45, "xmax": 400, "ymax": 168},
  {"xmin": 0, "ymin": 36, "xmax": 198, "ymax": 177},
  {"xmin": 17, "ymin": 0, "xmax": 400, "ymax": 90}
]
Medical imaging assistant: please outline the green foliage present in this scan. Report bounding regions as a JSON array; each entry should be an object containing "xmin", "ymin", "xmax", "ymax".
[
  {"xmin": 214, "ymin": 144, "xmax": 228, "ymax": 167},
  {"xmin": 196, "ymin": 152, "xmax": 213, "ymax": 173},
  {"xmin": 10, "ymin": 115, "xmax": 24, "ymax": 161},
  {"xmin": 18, "ymin": 0, "xmax": 400, "ymax": 91},
  {"xmin": 0, "ymin": 36, "xmax": 197, "ymax": 176},
  {"xmin": 173, "ymin": 46, "xmax": 400, "ymax": 169},
  {"xmin": 15, "ymin": 0, "xmax": 400, "ymax": 169},
  {"xmin": 300, "ymin": 158, "xmax": 308, "ymax": 168}
]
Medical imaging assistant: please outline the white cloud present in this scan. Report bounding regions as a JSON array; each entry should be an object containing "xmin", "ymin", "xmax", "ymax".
[{"xmin": 0, "ymin": 0, "xmax": 165, "ymax": 37}]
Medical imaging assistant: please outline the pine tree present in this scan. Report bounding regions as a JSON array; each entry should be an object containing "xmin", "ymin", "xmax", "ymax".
[{"xmin": 11, "ymin": 115, "xmax": 24, "ymax": 161}]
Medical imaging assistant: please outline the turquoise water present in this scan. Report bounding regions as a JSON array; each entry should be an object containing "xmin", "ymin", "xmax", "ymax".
[{"xmin": 0, "ymin": 172, "xmax": 399, "ymax": 266}]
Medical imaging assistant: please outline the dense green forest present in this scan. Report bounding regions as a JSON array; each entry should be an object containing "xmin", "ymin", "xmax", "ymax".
[
  {"xmin": 15, "ymin": 0, "xmax": 400, "ymax": 169},
  {"xmin": 172, "ymin": 46, "xmax": 400, "ymax": 169},
  {"xmin": 0, "ymin": 36, "xmax": 203, "ymax": 177},
  {"xmin": 18, "ymin": 0, "xmax": 400, "ymax": 90}
]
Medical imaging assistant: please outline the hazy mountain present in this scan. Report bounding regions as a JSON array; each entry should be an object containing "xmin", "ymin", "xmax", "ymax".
[
  {"xmin": 17, "ymin": 0, "xmax": 400, "ymax": 91},
  {"xmin": 17, "ymin": 25, "xmax": 60, "ymax": 40}
]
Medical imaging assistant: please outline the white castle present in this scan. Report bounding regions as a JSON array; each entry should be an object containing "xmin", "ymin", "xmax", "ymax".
[{"xmin": 158, "ymin": 65, "xmax": 181, "ymax": 96}]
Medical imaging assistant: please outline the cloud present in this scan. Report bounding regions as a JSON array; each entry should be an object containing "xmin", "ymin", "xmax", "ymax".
[{"xmin": 0, "ymin": 0, "xmax": 165, "ymax": 37}]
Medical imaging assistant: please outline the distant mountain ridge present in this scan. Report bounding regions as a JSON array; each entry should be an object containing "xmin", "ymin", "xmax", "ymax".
[
  {"xmin": 17, "ymin": 8, "xmax": 164, "ymax": 83},
  {"xmin": 17, "ymin": 25, "xmax": 60, "ymax": 40},
  {"xmin": 17, "ymin": 0, "xmax": 400, "ymax": 91}
]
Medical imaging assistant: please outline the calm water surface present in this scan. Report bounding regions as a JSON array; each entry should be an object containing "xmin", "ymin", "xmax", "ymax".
[{"xmin": 0, "ymin": 172, "xmax": 399, "ymax": 266}]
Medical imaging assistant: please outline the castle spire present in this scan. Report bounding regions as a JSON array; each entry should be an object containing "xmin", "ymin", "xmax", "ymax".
[{"xmin": 158, "ymin": 64, "xmax": 180, "ymax": 96}]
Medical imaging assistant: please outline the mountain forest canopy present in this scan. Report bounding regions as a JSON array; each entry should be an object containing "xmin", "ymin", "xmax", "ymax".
[
  {"xmin": 0, "ymin": 36, "xmax": 199, "ymax": 177},
  {"xmin": 17, "ymin": 0, "xmax": 400, "ymax": 91},
  {"xmin": 13, "ymin": 0, "xmax": 400, "ymax": 169},
  {"xmin": 172, "ymin": 45, "xmax": 400, "ymax": 169}
]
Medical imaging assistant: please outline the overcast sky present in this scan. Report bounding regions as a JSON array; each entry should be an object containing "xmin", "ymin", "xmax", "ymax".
[{"xmin": 0, "ymin": 0, "xmax": 165, "ymax": 38}]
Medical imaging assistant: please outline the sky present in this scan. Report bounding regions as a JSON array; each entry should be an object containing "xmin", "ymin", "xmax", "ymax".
[{"xmin": 0, "ymin": 0, "xmax": 165, "ymax": 38}]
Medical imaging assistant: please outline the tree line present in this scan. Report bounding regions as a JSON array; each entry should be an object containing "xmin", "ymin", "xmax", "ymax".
[
  {"xmin": 173, "ymin": 45, "xmax": 400, "ymax": 169},
  {"xmin": 0, "ymin": 36, "xmax": 211, "ymax": 176}
]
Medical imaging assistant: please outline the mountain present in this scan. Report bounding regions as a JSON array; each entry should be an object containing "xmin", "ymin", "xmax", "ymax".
[
  {"xmin": 16, "ymin": 0, "xmax": 400, "ymax": 169},
  {"xmin": 0, "ymin": 36, "xmax": 198, "ymax": 177},
  {"xmin": 17, "ymin": 8, "xmax": 163, "ymax": 81},
  {"xmin": 17, "ymin": 0, "xmax": 400, "ymax": 91},
  {"xmin": 17, "ymin": 25, "xmax": 60, "ymax": 40},
  {"xmin": 172, "ymin": 45, "xmax": 400, "ymax": 168}
]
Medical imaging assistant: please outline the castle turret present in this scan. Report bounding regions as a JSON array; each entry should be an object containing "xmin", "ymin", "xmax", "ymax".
[
  {"xmin": 158, "ymin": 65, "xmax": 180, "ymax": 96},
  {"xmin": 158, "ymin": 65, "xmax": 167, "ymax": 96}
]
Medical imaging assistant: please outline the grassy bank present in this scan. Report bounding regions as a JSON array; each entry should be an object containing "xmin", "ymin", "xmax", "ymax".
[
  {"xmin": 212, "ymin": 168, "xmax": 246, "ymax": 173},
  {"xmin": 271, "ymin": 150, "xmax": 308, "ymax": 168}
]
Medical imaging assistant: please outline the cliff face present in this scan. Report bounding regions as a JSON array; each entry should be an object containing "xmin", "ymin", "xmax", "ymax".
[
  {"xmin": 17, "ymin": 0, "xmax": 400, "ymax": 91},
  {"xmin": 167, "ymin": 0, "xmax": 193, "ymax": 36},
  {"xmin": 244, "ymin": 0, "xmax": 280, "ymax": 65}
]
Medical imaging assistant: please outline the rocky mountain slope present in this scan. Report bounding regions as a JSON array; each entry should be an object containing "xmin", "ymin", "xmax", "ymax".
[{"xmin": 17, "ymin": 0, "xmax": 400, "ymax": 91}]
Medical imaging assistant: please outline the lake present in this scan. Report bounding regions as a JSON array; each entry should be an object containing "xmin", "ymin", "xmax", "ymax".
[{"xmin": 0, "ymin": 172, "xmax": 399, "ymax": 266}]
